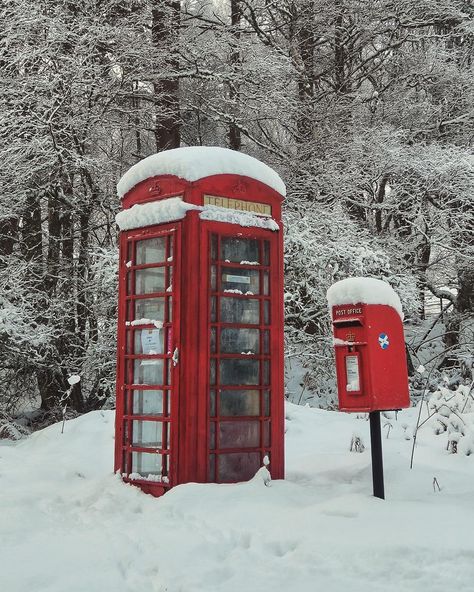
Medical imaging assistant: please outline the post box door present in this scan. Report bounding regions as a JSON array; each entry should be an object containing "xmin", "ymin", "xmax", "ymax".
[
  {"xmin": 205, "ymin": 229, "xmax": 276, "ymax": 483},
  {"xmin": 117, "ymin": 223, "xmax": 180, "ymax": 487}
]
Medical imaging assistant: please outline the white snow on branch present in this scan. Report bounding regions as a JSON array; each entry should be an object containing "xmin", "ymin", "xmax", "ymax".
[
  {"xmin": 327, "ymin": 277, "xmax": 404, "ymax": 320},
  {"xmin": 117, "ymin": 146, "xmax": 286, "ymax": 198}
]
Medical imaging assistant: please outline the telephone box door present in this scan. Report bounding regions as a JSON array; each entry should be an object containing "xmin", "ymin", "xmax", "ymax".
[
  {"xmin": 200, "ymin": 224, "xmax": 283, "ymax": 483},
  {"xmin": 115, "ymin": 223, "xmax": 181, "ymax": 491}
]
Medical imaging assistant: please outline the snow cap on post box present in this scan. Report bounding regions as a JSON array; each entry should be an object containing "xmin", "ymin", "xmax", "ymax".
[
  {"xmin": 327, "ymin": 277, "xmax": 409, "ymax": 413},
  {"xmin": 327, "ymin": 277, "xmax": 404, "ymax": 320}
]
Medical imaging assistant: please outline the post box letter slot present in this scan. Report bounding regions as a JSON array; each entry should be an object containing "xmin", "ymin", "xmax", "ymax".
[
  {"xmin": 333, "ymin": 319, "xmax": 363, "ymax": 328},
  {"xmin": 345, "ymin": 354, "xmax": 361, "ymax": 393}
]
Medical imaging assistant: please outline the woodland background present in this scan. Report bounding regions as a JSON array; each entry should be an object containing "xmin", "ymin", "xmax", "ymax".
[{"xmin": 0, "ymin": 0, "xmax": 473, "ymax": 426}]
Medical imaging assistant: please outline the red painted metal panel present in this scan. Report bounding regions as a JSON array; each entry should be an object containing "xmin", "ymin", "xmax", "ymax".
[{"xmin": 332, "ymin": 303, "xmax": 410, "ymax": 412}]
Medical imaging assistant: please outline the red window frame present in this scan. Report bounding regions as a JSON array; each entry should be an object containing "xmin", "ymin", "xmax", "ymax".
[
  {"xmin": 198, "ymin": 222, "xmax": 282, "ymax": 483},
  {"xmin": 115, "ymin": 222, "xmax": 181, "ymax": 489}
]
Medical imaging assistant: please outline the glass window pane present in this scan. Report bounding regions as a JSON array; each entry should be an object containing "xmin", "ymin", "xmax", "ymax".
[
  {"xmin": 210, "ymin": 235, "xmax": 218, "ymax": 261},
  {"xmin": 221, "ymin": 238, "xmax": 259, "ymax": 264},
  {"xmin": 217, "ymin": 452, "xmax": 260, "ymax": 482},
  {"xmin": 263, "ymin": 421, "xmax": 270, "ymax": 447},
  {"xmin": 219, "ymin": 420, "xmax": 260, "ymax": 448},
  {"xmin": 211, "ymin": 297, "xmax": 217, "ymax": 322},
  {"xmin": 263, "ymin": 272, "xmax": 269, "ymax": 295},
  {"xmin": 135, "ymin": 268, "xmax": 166, "ymax": 294},
  {"xmin": 127, "ymin": 241, "xmax": 134, "ymax": 262},
  {"xmin": 133, "ymin": 359, "xmax": 164, "ymax": 385},
  {"xmin": 220, "ymin": 298, "xmax": 259, "ymax": 324},
  {"xmin": 132, "ymin": 420, "xmax": 163, "ymax": 447},
  {"xmin": 210, "ymin": 328, "xmax": 217, "ymax": 353},
  {"xmin": 208, "ymin": 454, "xmax": 216, "ymax": 481},
  {"xmin": 134, "ymin": 298, "xmax": 165, "ymax": 321},
  {"xmin": 219, "ymin": 359, "xmax": 259, "ymax": 385},
  {"xmin": 220, "ymin": 390, "xmax": 260, "ymax": 416},
  {"xmin": 122, "ymin": 451, "xmax": 128, "ymax": 473},
  {"xmin": 132, "ymin": 389, "xmax": 166, "ymax": 415},
  {"xmin": 220, "ymin": 328, "xmax": 260, "ymax": 354},
  {"xmin": 209, "ymin": 422, "xmax": 216, "ymax": 450},
  {"xmin": 210, "ymin": 359, "xmax": 216, "ymax": 385},
  {"xmin": 132, "ymin": 329, "xmax": 164, "ymax": 355},
  {"xmin": 264, "ymin": 301, "xmax": 270, "ymax": 325},
  {"xmin": 263, "ymin": 361, "xmax": 270, "ymax": 385},
  {"xmin": 136, "ymin": 237, "xmax": 166, "ymax": 265},
  {"xmin": 123, "ymin": 421, "xmax": 129, "ymax": 445},
  {"xmin": 221, "ymin": 267, "xmax": 259, "ymax": 294},
  {"xmin": 263, "ymin": 330, "xmax": 270, "ymax": 354},
  {"xmin": 211, "ymin": 265, "xmax": 217, "ymax": 291},
  {"xmin": 263, "ymin": 241, "xmax": 270, "ymax": 266},
  {"xmin": 263, "ymin": 391, "xmax": 270, "ymax": 416},
  {"xmin": 210, "ymin": 390, "xmax": 216, "ymax": 417},
  {"xmin": 131, "ymin": 451, "xmax": 163, "ymax": 477}
]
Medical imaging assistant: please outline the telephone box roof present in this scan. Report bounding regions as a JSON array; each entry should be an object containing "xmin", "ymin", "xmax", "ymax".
[{"xmin": 117, "ymin": 146, "xmax": 286, "ymax": 199}]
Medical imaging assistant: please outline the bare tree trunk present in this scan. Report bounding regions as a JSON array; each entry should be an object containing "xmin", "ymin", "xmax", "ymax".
[
  {"xmin": 0, "ymin": 217, "xmax": 18, "ymax": 257},
  {"xmin": 152, "ymin": 1, "xmax": 181, "ymax": 151},
  {"xmin": 228, "ymin": 0, "xmax": 242, "ymax": 150}
]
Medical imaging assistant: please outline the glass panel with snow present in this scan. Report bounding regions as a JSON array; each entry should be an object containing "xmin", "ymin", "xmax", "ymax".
[
  {"xmin": 132, "ymin": 420, "xmax": 163, "ymax": 447},
  {"xmin": 135, "ymin": 268, "xmax": 166, "ymax": 294},
  {"xmin": 134, "ymin": 297, "xmax": 165, "ymax": 321},
  {"xmin": 221, "ymin": 267, "xmax": 259, "ymax": 294},
  {"xmin": 220, "ymin": 328, "xmax": 260, "ymax": 354},
  {"xmin": 133, "ymin": 328, "xmax": 164, "ymax": 355},
  {"xmin": 221, "ymin": 237, "xmax": 259, "ymax": 264},
  {"xmin": 218, "ymin": 390, "xmax": 261, "ymax": 416},
  {"xmin": 219, "ymin": 420, "xmax": 260, "ymax": 448},
  {"xmin": 131, "ymin": 451, "xmax": 163, "ymax": 477},
  {"xmin": 219, "ymin": 359, "xmax": 259, "ymax": 385},
  {"xmin": 133, "ymin": 359, "xmax": 164, "ymax": 385},
  {"xmin": 132, "ymin": 389, "xmax": 168, "ymax": 416},
  {"xmin": 217, "ymin": 452, "xmax": 260, "ymax": 482},
  {"xmin": 136, "ymin": 236, "xmax": 167, "ymax": 265},
  {"xmin": 220, "ymin": 297, "xmax": 260, "ymax": 324}
]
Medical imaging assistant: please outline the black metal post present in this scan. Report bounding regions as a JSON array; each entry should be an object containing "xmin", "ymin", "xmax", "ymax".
[{"xmin": 369, "ymin": 411, "xmax": 385, "ymax": 499}]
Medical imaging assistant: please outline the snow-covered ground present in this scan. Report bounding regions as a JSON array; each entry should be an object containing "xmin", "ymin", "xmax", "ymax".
[{"xmin": 1, "ymin": 403, "xmax": 474, "ymax": 592}]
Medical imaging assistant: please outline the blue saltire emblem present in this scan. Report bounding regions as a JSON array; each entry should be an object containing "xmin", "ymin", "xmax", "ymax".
[{"xmin": 378, "ymin": 333, "xmax": 390, "ymax": 349}]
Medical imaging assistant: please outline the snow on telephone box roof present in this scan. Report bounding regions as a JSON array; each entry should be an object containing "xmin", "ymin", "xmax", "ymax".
[
  {"xmin": 116, "ymin": 146, "xmax": 286, "ymax": 199},
  {"xmin": 327, "ymin": 277, "xmax": 404, "ymax": 320}
]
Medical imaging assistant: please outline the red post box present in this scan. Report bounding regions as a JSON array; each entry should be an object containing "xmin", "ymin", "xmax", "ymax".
[
  {"xmin": 114, "ymin": 147, "xmax": 285, "ymax": 496},
  {"xmin": 327, "ymin": 277, "xmax": 410, "ymax": 413}
]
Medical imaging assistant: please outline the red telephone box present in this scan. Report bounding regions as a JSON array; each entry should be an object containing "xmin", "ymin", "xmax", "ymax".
[
  {"xmin": 114, "ymin": 147, "xmax": 285, "ymax": 496},
  {"xmin": 328, "ymin": 278, "xmax": 410, "ymax": 413}
]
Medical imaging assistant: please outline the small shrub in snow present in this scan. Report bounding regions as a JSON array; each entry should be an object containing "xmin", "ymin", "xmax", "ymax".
[
  {"xmin": 350, "ymin": 433, "xmax": 365, "ymax": 453},
  {"xmin": 0, "ymin": 412, "xmax": 30, "ymax": 440},
  {"xmin": 427, "ymin": 384, "xmax": 474, "ymax": 456}
]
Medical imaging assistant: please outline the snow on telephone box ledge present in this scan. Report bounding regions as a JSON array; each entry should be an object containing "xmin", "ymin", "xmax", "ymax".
[{"xmin": 115, "ymin": 147, "xmax": 285, "ymax": 232}]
